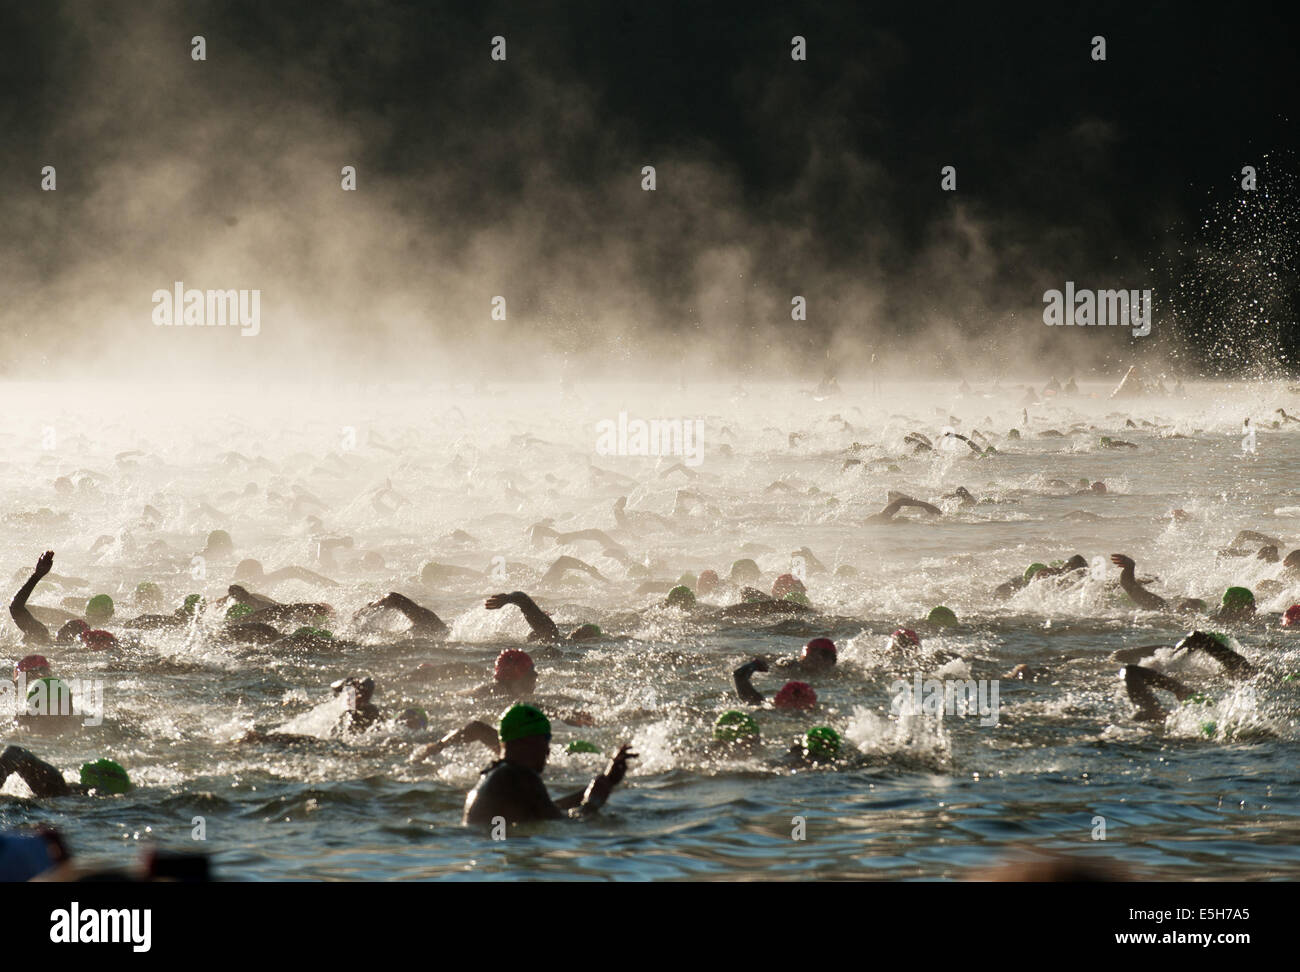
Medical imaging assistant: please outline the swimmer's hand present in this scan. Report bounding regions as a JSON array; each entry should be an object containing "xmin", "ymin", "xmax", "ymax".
[
  {"xmin": 749, "ymin": 657, "xmax": 770, "ymax": 673},
  {"xmin": 1109, "ymin": 554, "xmax": 1135, "ymax": 571},
  {"xmin": 33, "ymin": 551, "xmax": 55, "ymax": 578},
  {"xmin": 485, "ymin": 593, "xmax": 515, "ymax": 610},
  {"xmin": 580, "ymin": 744, "xmax": 637, "ymax": 811}
]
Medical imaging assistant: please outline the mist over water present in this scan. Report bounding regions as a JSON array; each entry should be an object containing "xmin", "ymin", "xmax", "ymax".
[{"xmin": 3, "ymin": 377, "xmax": 1299, "ymax": 878}]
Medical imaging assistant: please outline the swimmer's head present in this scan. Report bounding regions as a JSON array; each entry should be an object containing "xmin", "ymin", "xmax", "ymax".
[
  {"xmin": 79, "ymin": 629, "xmax": 119, "ymax": 651},
  {"xmin": 331, "ymin": 676, "xmax": 374, "ymax": 705},
  {"xmin": 665, "ymin": 585, "xmax": 696, "ymax": 609},
  {"xmin": 234, "ymin": 559, "xmax": 262, "ymax": 582},
  {"xmin": 55, "ymin": 619, "xmax": 90, "ymax": 644},
  {"xmin": 203, "ymin": 530, "xmax": 234, "ymax": 557},
  {"xmin": 291, "ymin": 626, "xmax": 333, "ymax": 640},
  {"xmin": 499, "ymin": 703, "xmax": 552, "ymax": 772},
  {"xmin": 1024, "ymin": 563, "xmax": 1048, "ymax": 582},
  {"xmin": 773, "ymin": 681, "xmax": 817, "ymax": 710},
  {"xmin": 1285, "ymin": 550, "xmax": 1300, "ymax": 571},
  {"xmin": 1220, "ymin": 587, "xmax": 1256, "ymax": 618},
  {"xmin": 26, "ymin": 676, "xmax": 73, "ymax": 714},
  {"xmin": 891, "ymin": 628, "xmax": 921, "ymax": 649},
  {"xmin": 14, "ymin": 654, "xmax": 51, "ymax": 681},
  {"xmin": 729, "ymin": 558, "xmax": 760, "ymax": 586},
  {"xmin": 783, "ymin": 591, "xmax": 811, "ymax": 606},
  {"xmin": 569, "ymin": 623, "xmax": 602, "ymax": 642},
  {"xmin": 80, "ymin": 759, "xmax": 132, "ymax": 795},
  {"xmin": 713, "ymin": 710, "xmax": 760, "ymax": 744},
  {"xmin": 771, "ymin": 574, "xmax": 806, "ymax": 599},
  {"xmin": 225, "ymin": 603, "xmax": 254, "ymax": 622},
  {"xmin": 1063, "ymin": 555, "xmax": 1088, "ymax": 571},
  {"xmin": 398, "ymin": 707, "xmax": 428, "ymax": 730},
  {"xmin": 803, "ymin": 726, "xmax": 841, "ymax": 762},
  {"xmin": 697, "ymin": 570, "xmax": 720, "ymax": 596},
  {"xmin": 800, "ymin": 638, "xmax": 837, "ymax": 670},
  {"xmin": 181, "ymin": 594, "xmax": 205, "ymax": 617},
  {"xmin": 85, "ymin": 594, "xmax": 114, "ymax": 622},
  {"xmin": 1091, "ymin": 481, "xmax": 1107, "ymax": 494},
  {"xmin": 927, "ymin": 606, "xmax": 958, "ymax": 628},
  {"xmin": 134, "ymin": 582, "xmax": 163, "ymax": 611},
  {"xmin": 1282, "ymin": 605, "xmax": 1300, "ymax": 628},
  {"xmin": 493, "ymin": 649, "xmax": 537, "ymax": 694},
  {"xmin": 676, "ymin": 572, "xmax": 697, "ymax": 591}
]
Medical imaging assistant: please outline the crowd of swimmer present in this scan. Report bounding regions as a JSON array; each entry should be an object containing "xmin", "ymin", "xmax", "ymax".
[{"xmin": 6, "ymin": 509, "xmax": 1300, "ymax": 834}]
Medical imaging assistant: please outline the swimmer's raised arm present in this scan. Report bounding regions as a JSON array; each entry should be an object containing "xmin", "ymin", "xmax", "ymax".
[
  {"xmin": 733, "ymin": 658, "xmax": 769, "ymax": 705},
  {"xmin": 0, "ymin": 745, "xmax": 73, "ymax": 798},
  {"xmin": 485, "ymin": 591, "xmax": 561, "ymax": 642},
  {"xmin": 10, "ymin": 551, "xmax": 53, "ymax": 646},
  {"xmin": 365, "ymin": 592, "xmax": 448, "ymax": 639},
  {"xmin": 1122, "ymin": 664, "xmax": 1192, "ymax": 721},
  {"xmin": 1174, "ymin": 631, "xmax": 1256, "ymax": 678},
  {"xmin": 1110, "ymin": 554, "xmax": 1167, "ymax": 611},
  {"xmin": 411, "ymin": 720, "xmax": 498, "ymax": 763},
  {"xmin": 540, "ymin": 556, "xmax": 607, "ymax": 587}
]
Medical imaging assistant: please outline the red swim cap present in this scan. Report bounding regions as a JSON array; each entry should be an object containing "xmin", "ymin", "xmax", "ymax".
[
  {"xmin": 14, "ymin": 654, "xmax": 51, "ymax": 680},
  {"xmin": 494, "ymin": 649, "xmax": 535, "ymax": 682},
  {"xmin": 697, "ymin": 570, "xmax": 720, "ymax": 595},
  {"xmin": 801, "ymin": 638, "xmax": 837, "ymax": 665},
  {"xmin": 892, "ymin": 628, "xmax": 921, "ymax": 648},
  {"xmin": 773, "ymin": 681, "xmax": 817, "ymax": 710},
  {"xmin": 80, "ymin": 629, "xmax": 119, "ymax": 651},
  {"xmin": 1283, "ymin": 604, "xmax": 1300, "ymax": 628},
  {"xmin": 771, "ymin": 574, "xmax": 806, "ymax": 598}
]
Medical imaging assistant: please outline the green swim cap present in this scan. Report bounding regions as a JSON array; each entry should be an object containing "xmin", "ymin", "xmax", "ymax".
[
  {"xmin": 1024, "ymin": 563, "xmax": 1048, "ymax": 582},
  {"xmin": 500, "ymin": 704, "xmax": 551, "ymax": 743},
  {"xmin": 80, "ymin": 759, "xmax": 131, "ymax": 794},
  {"xmin": 783, "ymin": 591, "xmax": 811, "ymax": 606},
  {"xmin": 1200, "ymin": 722, "xmax": 1217, "ymax": 738},
  {"xmin": 1221, "ymin": 587, "xmax": 1255, "ymax": 611},
  {"xmin": 928, "ymin": 606, "xmax": 958, "ymax": 627},
  {"xmin": 226, "ymin": 603, "xmax": 254, "ymax": 621},
  {"xmin": 1100, "ymin": 436, "xmax": 1112, "ymax": 446},
  {"xmin": 566, "ymin": 740, "xmax": 600, "ymax": 754},
  {"xmin": 85, "ymin": 594, "xmax": 114, "ymax": 621},
  {"xmin": 135, "ymin": 582, "xmax": 161, "ymax": 602},
  {"xmin": 666, "ymin": 585, "xmax": 696, "ymax": 609},
  {"xmin": 26, "ymin": 676, "xmax": 72, "ymax": 712},
  {"xmin": 182, "ymin": 594, "xmax": 204, "ymax": 616},
  {"xmin": 804, "ymin": 726, "xmax": 841, "ymax": 761},
  {"xmin": 677, "ymin": 572, "xmax": 697, "ymax": 590},
  {"xmin": 570, "ymin": 623, "xmax": 602, "ymax": 641},
  {"xmin": 291, "ymin": 626, "xmax": 332, "ymax": 639},
  {"xmin": 714, "ymin": 710, "xmax": 760, "ymax": 743},
  {"xmin": 1182, "ymin": 693, "xmax": 1214, "ymax": 706}
]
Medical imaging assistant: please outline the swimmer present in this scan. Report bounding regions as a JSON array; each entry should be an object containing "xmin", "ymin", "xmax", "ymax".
[
  {"xmin": 484, "ymin": 591, "xmax": 602, "ymax": 642},
  {"xmin": 462, "ymin": 704, "xmax": 635, "ymax": 825},
  {"xmin": 0, "ymin": 746, "xmax": 131, "ymax": 797},
  {"xmin": 732, "ymin": 659, "xmax": 818, "ymax": 708},
  {"xmin": 1109, "ymin": 554, "xmax": 1167, "ymax": 611},
  {"xmin": 9, "ymin": 550, "xmax": 56, "ymax": 646},
  {"xmin": 357, "ymin": 592, "xmax": 449, "ymax": 640},
  {"xmin": 234, "ymin": 559, "xmax": 338, "ymax": 588},
  {"xmin": 867, "ymin": 492, "xmax": 942, "ymax": 524}
]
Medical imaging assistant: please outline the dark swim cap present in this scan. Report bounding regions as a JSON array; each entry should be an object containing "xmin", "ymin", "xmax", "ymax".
[
  {"xmin": 714, "ymin": 710, "xmax": 760, "ymax": 743},
  {"xmin": 666, "ymin": 585, "xmax": 696, "ymax": 609},
  {"xmin": 80, "ymin": 759, "xmax": 131, "ymax": 794},
  {"xmin": 85, "ymin": 594, "xmax": 114, "ymax": 621},
  {"xmin": 499, "ymin": 704, "xmax": 551, "ymax": 743},
  {"xmin": 56, "ymin": 619, "xmax": 90, "ymax": 644},
  {"xmin": 800, "ymin": 638, "xmax": 837, "ymax": 665}
]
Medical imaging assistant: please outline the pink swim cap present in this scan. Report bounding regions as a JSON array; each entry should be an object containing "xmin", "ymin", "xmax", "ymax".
[
  {"xmin": 800, "ymin": 638, "xmax": 837, "ymax": 665},
  {"xmin": 493, "ymin": 649, "xmax": 535, "ymax": 682}
]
